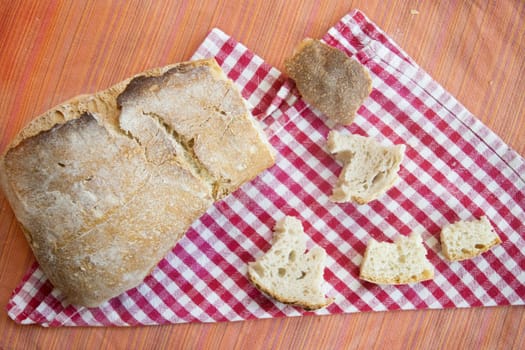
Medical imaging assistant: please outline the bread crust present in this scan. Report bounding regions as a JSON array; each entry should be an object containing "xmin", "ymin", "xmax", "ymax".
[
  {"xmin": 247, "ymin": 272, "xmax": 333, "ymax": 311},
  {"xmin": 285, "ymin": 39, "xmax": 372, "ymax": 126},
  {"xmin": 0, "ymin": 58, "xmax": 275, "ymax": 307}
]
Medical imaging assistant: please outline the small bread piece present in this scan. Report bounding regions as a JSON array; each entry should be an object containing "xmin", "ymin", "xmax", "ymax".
[
  {"xmin": 0, "ymin": 58, "xmax": 275, "ymax": 307},
  {"xmin": 247, "ymin": 217, "xmax": 334, "ymax": 310},
  {"xmin": 359, "ymin": 233, "xmax": 434, "ymax": 284},
  {"xmin": 327, "ymin": 130, "xmax": 405, "ymax": 204},
  {"xmin": 440, "ymin": 216, "xmax": 501, "ymax": 261},
  {"xmin": 285, "ymin": 38, "xmax": 372, "ymax": 125}
]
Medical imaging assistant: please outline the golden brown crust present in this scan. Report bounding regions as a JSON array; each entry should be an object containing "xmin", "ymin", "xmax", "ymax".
[
  {"xmin": 0, "ymin": 58, "xmax": 275, "ymax": 307},
  {"xmin": 2, "ymin": 113, "xmax": 214, "ymax": 307},
  {"xmin": 247, "ymin": 269, "xmax": 333, "ymax": 311},
  {"xmin": 442, "ymin": 236, "xmax": 501, "ymax": 261},
  {"xmin": 3, "ymin": 64, "xmax": 173, "ymax": 155},
  {"xmin": 285, "ymin": 38, "xmax": 372, "ymax": 126},
  {"xmin": 359, "ymin": 268, "xmax": 434, "ymax": 285},
  {"xmin": 117, "ymin": 59, "xmax": 275, "ymax": 199}
]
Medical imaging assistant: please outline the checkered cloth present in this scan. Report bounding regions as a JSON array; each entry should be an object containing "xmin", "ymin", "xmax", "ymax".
[{"xmin": 7, "ymin": 10, "xmax": 524, "ymax": 326}]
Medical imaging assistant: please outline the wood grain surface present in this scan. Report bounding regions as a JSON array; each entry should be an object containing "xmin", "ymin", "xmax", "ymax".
[{"xmin": 0, "ymin": 1, "xmax": 523, "ymax": 349}]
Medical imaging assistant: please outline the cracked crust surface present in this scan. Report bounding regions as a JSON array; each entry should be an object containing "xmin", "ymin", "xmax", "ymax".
[
  {"xmin": 0, "ymin": 58, "xmax": 275, "ymax": 307},
  {"xmin": 117, "ymin": 60, "xmax": 274, "ymax": 199}
]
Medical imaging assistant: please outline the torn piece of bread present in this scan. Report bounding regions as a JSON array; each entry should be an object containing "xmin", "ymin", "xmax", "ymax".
[
  {"xmin": 327, "ymin": 130, "xmax": 405, "ymax": 204},
  {"xmin": 359, "ymin": 233, "xmax": 434, "ymax": 284},
  {"xmin": 285, "ymin": 38, "xmax": 372, "ymax": 126},
  {"xmin": 0, "ymin": 58, "xmax": 275, "ymax": 307},
  {"xmin": 440, "ymin": 216, "xmax": 501, "ymax": 261},
  {"xmin": 247, "ymin": 216, "xmax": 334, "ymax": 310}
]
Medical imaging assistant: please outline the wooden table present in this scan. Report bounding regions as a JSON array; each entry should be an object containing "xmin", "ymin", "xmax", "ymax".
[{"xmin": 1, "ymin": 1, "xmax": 523, "ymax": 348}]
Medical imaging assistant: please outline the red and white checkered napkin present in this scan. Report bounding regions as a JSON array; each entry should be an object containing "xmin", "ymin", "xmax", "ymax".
[{"xmin": 7, "ymin": 10, "xmax": 525, "ymax": 326}]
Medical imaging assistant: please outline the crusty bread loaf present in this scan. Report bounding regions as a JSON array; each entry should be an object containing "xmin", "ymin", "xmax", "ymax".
[
  {"xmin": 0, "ymin": 58, "xmax": 275, "ymax": 307},
  {"xmin": 327, "ymin": 130, "xmax": 405, "ymax": 204},
  {"xmin": 285, "ymin": 38, "xmax": 372, "ymax": 126},
  {"xmin": 359, "ymin": 233, "xmax": 434, "ymax": 284},
  {"xmin": 440, "ymin": 216, "xmax": 501, "ymax": 261},
  {"xmin": 247, "ymin": 216, "xmax": 334, "ymax": 310}
]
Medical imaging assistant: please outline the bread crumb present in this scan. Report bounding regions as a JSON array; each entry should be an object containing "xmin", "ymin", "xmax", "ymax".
[{"xmin": 327, "ymin": 130, "xmax": 405, "ymax": 204}]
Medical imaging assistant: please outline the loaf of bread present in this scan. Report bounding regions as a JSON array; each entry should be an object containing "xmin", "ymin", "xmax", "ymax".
[
  {"xmin": 440, "ymin": 216, "xmax": 501, "ymax": 261},
  {"xmin": 0, "ymin": 58, "xmax": 275, "ymax": 307},
  {"xmin": 285, "ymin": 38, "xmax": 372, "ymax": 126},
  {"xmin": 359, "ymin": 233, "xmax": 434, "ymax": 284},
  {"xmin": 327, "ymin": 130, "xmax": 405, "ymax": 204},
  {"xmin": 247, "ymin": 216, "xmax": 334, "ymax": 310}
]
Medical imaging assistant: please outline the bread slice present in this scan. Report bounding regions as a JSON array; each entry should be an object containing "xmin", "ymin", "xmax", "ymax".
[
  {"xmin": 0, "ymin": 58, "xmax": 275, "ymax": 307},
  {"xmin": 440, "ymin": 216, "xmax": 501, "ymax": 261},
  {"xmin": 327, "ymin": 130, "xmax": 405, "ymax": 204},
  {"xmin": 285, "ymin": 38, "xmax": 372, "ymax": 126},
  {"xmin": 247, "ymin": 216, "xmax": 334, "ymax": 310},
  {"xmin": 359, "ymin": 233, "xmax": 434, "ymax": 284}
]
